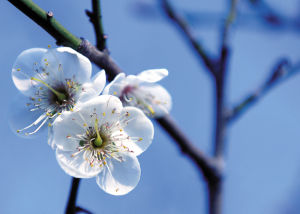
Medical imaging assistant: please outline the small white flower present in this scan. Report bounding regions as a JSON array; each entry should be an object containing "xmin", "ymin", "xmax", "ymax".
[
  {"xmin": 51, "ymin": 95, "xmax": 154, "ymax": 195},
  {"xmin": 11, "ymin": 47, "xmax": 106, "ymax": 139},
  {"xmin": 103, "ymin": 69, "xmax": 172, "ymax": 118}
]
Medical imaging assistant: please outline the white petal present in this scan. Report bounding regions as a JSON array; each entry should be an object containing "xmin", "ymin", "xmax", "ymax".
[
  {"xmin": 137, "ymin": 69, "xmax": 168, "ymax": 83},
  {"xmin": 140, "ymin": 84, "xmax": 172, "ymax": 117},
  {"xmin": 41, "ymin": 47, "xmax": 92, "ymax": 83},
  {"xmin": 96, "ymin": 152, "xmax": 141, "ymax": 195},
  {"xmin": 12, "ymin": 48, "xmax": 47, "ymax": 96},
  {"xmin": 78, "ymin": 95, "xmax": 123, "ymax": 125},
  {"xmin": 56, "ymin": 149, "xmax": 102, "ymax": 178},
  {"xmin": 103, "ymin": 73, "xmax": 126, "ymax": 97},
  {"xmin": 91, "ymin": 70, "xmax": 106, "ymax": 95},
  {"xmin": 79, "ymin": 70, "xmax": 106, "ymax": 102},
  {"xmin": 121, "ymin": 107, "xmax": 154, "ymax": 156},
  {"xmin": 51, "ymin": 111, "xmax": 84, "ymax": 151}
]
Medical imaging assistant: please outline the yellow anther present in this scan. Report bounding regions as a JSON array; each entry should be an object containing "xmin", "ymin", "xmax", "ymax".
[
  {"xmin": 46, "ymin": 112, "xmax": 50, "ymax": 116},
  {"xmin": 48, "ymin": 123, "xmax": 52, "ymax": 127},
  {"xmin": 45, "ymin": 62, "xmax": 49, "ymax": 66},
  {"xmin": 44, "ymin": 59, "xmax": 47, "ymax": 62},
  {"xmin": 17, "ymin": 68, "xmax": 21, "ymax": 71},
  {"xmin": 113, "ymin": 91, "xmax": 117, "ymax": 95},
  {"xmin": 47, "ymin": 45, "xmax": 51, "ymax": 48},
  {"xmin": 102, "ymin": 112, "xmax": 106, "ymax": 116},
  {"xmin": 39, "ymin": 87, "xmax": 43, "ymax": 90},
  {"xmin": 120, "ymin": 129, "xmax": 123, "ymax": 132},
  {"xmin": 37, "ymin": 98, "xmax": 41, "ymax": 102},
  {"xmin": 138, "ymin": 137, "xmax": 143, "ymax": 141},
  {"xmin": 90, "ymin": 163, "xmax": 94, "ymax": 167},
  {"xmin": 83, "ymin": 123, "xmax": 87, "ymax": 127},
  {"xmin": 16, "ymin": 130, "xmax": 20, "ymax": 133},
  {"xmin": 71, "ymin": 154, "xmax": 75, "ymax": 157},
  {"xmin": 100, "ymin": 164, "xmax": 103, "ymax": 167},
  {"xmin": 147, "ymin": 105, "xmax": 155, "ymax": 115},
  {"xmin": 103, "ymin": 161, "xmax": 107, "ymax": 165},
  {"xmin": 70, "ymin": 108, "xmax": 74, "ymax": 112}
]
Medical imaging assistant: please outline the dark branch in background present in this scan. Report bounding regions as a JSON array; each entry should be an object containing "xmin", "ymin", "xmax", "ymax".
[
  {"xmin": 86, "ymin": 0, "xmax": 107, "ymax": 52},
  {"xmin": 161, "ymin": 0, "xmax": 236, "ymax": 213},
  {"xmin": 66, "ymin": 178, "xmax": 81, "ymax": 214},
  {"xmin": 226, "ymin": 59, "xmax": 300, "ymax": 124},
  {"xmin": 161, "ymin": 0, "xmax": 217, "ymax": 75},
  {"xmin": 247, "ymin": 0, "xmax": 300, "ymax": 31},
  {"xmin": 7, "ymin": 0, "xmax": 221, "ymax": 212}
]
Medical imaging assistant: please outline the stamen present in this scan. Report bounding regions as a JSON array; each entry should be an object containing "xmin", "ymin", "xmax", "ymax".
[{"xmin": 30, "ymin": 77, "xmax": 66, "ymax": 102}]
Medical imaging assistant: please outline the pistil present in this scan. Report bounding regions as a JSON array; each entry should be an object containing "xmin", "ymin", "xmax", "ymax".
[
  {"xmin": 93, "ymin": 118, "xmax": 103, "ymax": 147},
  {"xmin": 31, "ymin": 77, "xmax": 66, "ymax": 102}
]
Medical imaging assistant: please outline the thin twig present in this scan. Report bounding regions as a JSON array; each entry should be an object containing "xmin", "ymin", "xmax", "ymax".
[
  {"xmin": 66, "ymin": 178, "xmax": 81, "ymax": 214},
  {"xmin": 7, "ymin": 0, "xmax": 81, "ymax": 49},
  {"xmin": 226, "ymin": 59, "xmax": 300, "ymax": 123},
  {"xmin": 220, "ymin": 0, "xmax": 238, "ymax": 54},
  {"xmin": 161, "ymin": 0, "xmax": 216, "ymax": 75},
  {"xmin": 86, "ymin": 0, "xmax": 107, "ymax": 51},
  {"xmin": 76, "ymin": 206, "xmax": 93, "ymax": 214}
]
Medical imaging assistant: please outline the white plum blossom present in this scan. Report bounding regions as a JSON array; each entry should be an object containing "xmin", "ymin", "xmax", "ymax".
[
  {"xmin": 51, "ymin": 95, "xmax": 154, "ymax": 195},
  {"xmin": 11, "ymin": 47, "xmax": 106, "ymax": 139},
  {"xmin": 103, "ymin": 69, "xmax": 172, "ymax": 118}
]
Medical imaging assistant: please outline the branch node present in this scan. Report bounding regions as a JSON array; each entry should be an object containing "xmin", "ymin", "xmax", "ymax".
[{"xmin": 47, "ymin": 11, "xmax": 53, "ymax": 19}]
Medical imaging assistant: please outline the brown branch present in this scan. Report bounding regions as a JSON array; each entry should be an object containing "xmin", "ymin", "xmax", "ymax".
[
  {"xmin": 161, "ymin": 0, "xmax": 217, "ymax": 76},
  {"xmin": 156, "ymin": 116, "xmax": 220, "ymax": 182}
]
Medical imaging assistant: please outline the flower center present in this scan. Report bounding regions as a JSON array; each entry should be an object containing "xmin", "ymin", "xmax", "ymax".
[
  {"xmin": 121, "ymin": 85, "xmax": 155, "ymax": 116},
  {"xmin": 31, "ymin": 77, "xmax": 66, "ymax": 102}
]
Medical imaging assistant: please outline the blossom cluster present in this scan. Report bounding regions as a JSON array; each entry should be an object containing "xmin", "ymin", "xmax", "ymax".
[{"xmin": 11, "ymin": 47, "xmax": 171, "ymax": 195}]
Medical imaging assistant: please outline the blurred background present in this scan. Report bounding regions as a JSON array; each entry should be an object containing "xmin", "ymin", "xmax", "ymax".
[{"xmin": 1, "ymin": 0, "xmax": 300, "ymax": 213}]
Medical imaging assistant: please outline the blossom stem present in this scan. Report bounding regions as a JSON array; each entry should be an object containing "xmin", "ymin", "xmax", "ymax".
[
  {"xmin": 94, "ymin": 118, "xmax": 103, "ymax": 147},
  {"xmin": 31, "ymin": 77, "xmax": 66, "ymax": 101},
  {"xmin": 66, "ymin": 177, "xmax": 81, "ymax": 214}
]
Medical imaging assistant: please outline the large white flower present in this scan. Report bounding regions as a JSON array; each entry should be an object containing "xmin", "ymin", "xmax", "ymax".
[
  {"xmin": 103, "ymin": 69, "xmax": 172, "ymax": 118},
  {"xmin": 51, "ymin": 95, "xmax": 154, "ymax": 195},
  {"xmin": 11, "ymin": 47, "xmax": 106, "ymax": 139}
]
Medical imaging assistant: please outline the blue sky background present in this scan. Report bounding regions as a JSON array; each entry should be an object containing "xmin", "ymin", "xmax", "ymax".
[{"xmin": 1, "ymin": 0, "xmax": 300, "ymax": 213}]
